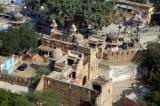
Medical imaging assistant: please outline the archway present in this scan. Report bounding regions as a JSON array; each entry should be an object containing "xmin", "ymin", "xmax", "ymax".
[
  {"xmin": 11, "ymin": 0, "xmax": 14, "ymax": 4},
  {"xmin": 82, "ymin": 76, "xmax": 87, "ymax": 85}
]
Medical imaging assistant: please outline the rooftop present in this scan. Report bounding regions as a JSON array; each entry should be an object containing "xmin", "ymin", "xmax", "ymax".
[{"xmin": 117, "ymin": 0, "xmax": 154, "ymax": 8}]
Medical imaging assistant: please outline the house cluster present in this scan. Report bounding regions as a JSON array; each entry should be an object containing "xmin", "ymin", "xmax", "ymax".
[
  {"xmin": 33, "ymin": 14, "xmax": 144, "ymax": 105},
  {"xmin": 0, "ymin": 0, "xmax": 157, "ymax": 106},
  {"xmin": 115, "ymin": 0, "xmax": 155, "ymax": 27}
]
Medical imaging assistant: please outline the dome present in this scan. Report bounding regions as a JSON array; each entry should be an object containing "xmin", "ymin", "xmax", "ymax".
[
  {"xmin": 50, "ymin": 18, "xmax": 58, "ymax": 28},
  {"xmin": 70, "ymin": 24, "xmax": 77, "ymax": 32},
  {"xmin": 74, "ymin": 33, "xmax": 83, "ymax": 40},
  {"xmin": 14, "ymin": 13, "xmax": 23, "ymax": 21},
  {"xmin": 108, "ymin": 34, "xmax": 119, "ymax": 41},
  {"xmin": 52, "ymin": 48, "xmax": 63, "ymax": 60}
]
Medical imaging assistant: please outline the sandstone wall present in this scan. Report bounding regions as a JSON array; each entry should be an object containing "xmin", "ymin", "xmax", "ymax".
[
  {"xmin": 42, "ymin": 77, "xmax": 99, "ymax": 106},
  {"xmin": 103, "ymin": 49, "xmax": 143, "ymax": 64},
  {"xmin": 96, "ymin": 79, "xmax": 112, "ymax": 106},
  {"xmin": 0, "ymin": 74, "xmax": 34, "ymax": 88}
]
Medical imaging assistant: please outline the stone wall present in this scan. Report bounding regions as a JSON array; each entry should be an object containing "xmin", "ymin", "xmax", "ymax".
[
  {"xmin": 39, "ymin": 77, "xmax": 99, "ymax": 106},
  {"xmin": 42, "ymin": 37, "xmax": 90, "ymax": 54},
  {"xmin": 95, "ymin": 79, "xmax": 112, "ymax": 106},
  {"xmin": 103, "ymin": 49, "xmax": 143, "ymax": 64},
  {"xmin": 0, "ymin": 74, "xmax": 34, "ymax": 88}
]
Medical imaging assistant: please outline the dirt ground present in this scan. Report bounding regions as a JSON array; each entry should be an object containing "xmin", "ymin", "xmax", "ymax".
[
  {"xmin": 12, "ymin": 59, "xmax": 36, "ymax": 78},
  {"xmin": 12, "ymin": 65, "xmax": 36, "ymax": 78}
]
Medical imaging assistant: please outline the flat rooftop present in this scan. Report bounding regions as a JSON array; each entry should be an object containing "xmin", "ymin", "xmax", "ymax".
[{"xmin": 117, "ymin": 0, "xmax": 153, "ymax": 8}]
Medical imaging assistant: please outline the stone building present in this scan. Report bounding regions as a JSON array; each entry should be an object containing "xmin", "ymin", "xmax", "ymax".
[
  {"xmin": 0, "ymin": 0, "xmax": 25, "ymax": 5},
  {"xmin": 10, "ymin": 12, "xmax": 25, "ymax": 26},
  {"xmin": 36, "ymin": 76, "xmax": 112, "ymax": 106},
  {"xmin": 47, "ymin": 48, "xmax": 98, "ymax": 86},
  {"xmin": 115, "ymin": 0, "xmax": 155, "ymax": 25}
]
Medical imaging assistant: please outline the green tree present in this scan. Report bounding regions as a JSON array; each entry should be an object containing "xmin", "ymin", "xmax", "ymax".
[
  {"xmin": 29, "ymin": 90, "xmax": 62, "ymax": 106},
  {"xmin": 29, "ymin": 66, "xmax": 50, "ymax": 82},
  {"xmin": 26, "ymin": 0, "xmax": 115, "ymax": 30},
  {"xmin": 9, "ymin": 95, "xmax": 32, "ymax": 106},
  {"xmin": 139, "ymin": 43, "xmax": 160, "ymax": 106},
  {"xmin": 149, "ymin": 0, "xmax": 160, "ymax": 12},
  {"xmin": 0, "ymin": 88, "xmax": 62, "ymax": 106},
  {"xmin": 0, "ymin": 40, "xmax": 3, "ymax": 48},
  {"xmin": 0, "ymin": 28, "xmax": 21, "ymax": 55},
  {"xmin": 0, "ymin": 23, "xmax": 38, "ymax": 56},
  {"xmin": 142, "ymin": 43, "xmax": 160, "ymax": 83}
]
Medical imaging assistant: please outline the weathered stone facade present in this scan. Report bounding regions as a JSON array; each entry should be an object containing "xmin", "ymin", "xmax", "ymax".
[
  {"xmin": 36, "ymin": 76, "xmax": 112, "ymax": 106},
  {"xmin": 36, "ymin": 76, "xmax": 99, "ymax": 106},
  {"xmin": 0, "ymin": 74, "xmax": 33, "ymax": 88},
  {"xmin": 103, "ymin": 49, "xmax": 143, "ymax": 64}
]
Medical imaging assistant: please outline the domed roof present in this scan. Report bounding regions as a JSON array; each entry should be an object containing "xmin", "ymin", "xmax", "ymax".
[
  {"xmin": 14, "ymin": 13, "xmax": 23, "ymax": 20},
  {"xmin": 108, "ymin": 34, "xmax": 119, "ymax": 41},
  {"xmin": 53, "ymin": 48, "xmax": 63, "ymax": 60},
  {"xmin": 50, "ymin": 18, "xmax": 57, "ymax": 28},
  {"xmin": 70, "ymin": 24, "xmax": 77, "ymax": 32},
  {"xmin": 74, "ymin": 33, "xmax": 83, "ymax": 39}
]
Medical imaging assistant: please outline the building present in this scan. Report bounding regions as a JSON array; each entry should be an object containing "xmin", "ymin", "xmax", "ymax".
[
  {"xmin": 36, "ymin": 76, "xmax": 112, "ymax": 106},
  {"xmin": 48, "ymin": 48, "xmax": 98, "ymax": 86},
  {"xmin": 115, "ymin": 0, "xmax": 155, "ymax": 25},
  {"xmin": 0, "ymin": 0, "xmax": 25, "ymax": 5},
  {"xmin": 0, "ymin": 55, "xmax": 17, "ymax": 75}
]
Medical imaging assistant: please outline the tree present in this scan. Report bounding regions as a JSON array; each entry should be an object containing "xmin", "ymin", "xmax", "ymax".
[
  {"xmin": 0, "ymin": 88, "xmax": 62, "ymax": 106},
  {"xmin": 9, "ymin": 95, "xmax": 32, "ymax": 106},
  {"xmin": 26, "ymin": 0, "xmax": 115, "ymax": 30},
  {"xmin": 29, "ymin": 65, "xmax": 51, "ymax": 82},
  {"xmin": 0, "ymin": 28, "xmax": 21, "ymax": 55},
  {"xmin": 139, "ymin": 42, "xmax": 160, "ymax": 106},
  {"xmin": 0, "ymin": 23, "xmax": 38, "ymax": 56},
  {"xmin": 149, "ymin": 0, "xmax": 160, "ymax": 12},
  {"xmin": 0, "ymin": 40, "xmax": 3, "ymax": 49},
  {"xmin": 142, "ymin": 42, "xmax": 160, "ymax": 83},
  {"xmin": 28, "ymin": 90, "xmax": 62, "ymax": 106}
]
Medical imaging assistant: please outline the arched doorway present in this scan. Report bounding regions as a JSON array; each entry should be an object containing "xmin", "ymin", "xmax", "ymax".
[
  {"xmin": 11, "ymin": 0, "xmax": 14, "ymax": 4},
  {"xmin": 82, "ymin": 76, "xmax": 87, "ymax": 85}
]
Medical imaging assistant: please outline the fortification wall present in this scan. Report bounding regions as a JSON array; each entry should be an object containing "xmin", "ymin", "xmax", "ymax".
[
  {"xmin": 43, "ymin": 77, "xmax": 99, "ymax": 106},
  {"xmin": 0, "ymin": 74, "xmax": 34, "ymax": 88},
  {"xmin": 103, "ymin": 49, "xmax": 143, "ymax": 64}
]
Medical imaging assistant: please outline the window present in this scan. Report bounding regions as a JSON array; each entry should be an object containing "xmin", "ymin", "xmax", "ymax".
[
  {"xmin": 108, "ymin": 89, "xmax": 111, "ymax": 95},
  {"xmin": 68, "ymin": 59, "xmax": 74, "ymax": 65},
  {"xmin": 93, "ymin": 84, "xmax": 102, "ymax": 94}
]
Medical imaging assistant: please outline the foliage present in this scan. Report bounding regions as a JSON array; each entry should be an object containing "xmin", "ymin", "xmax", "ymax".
[
  {"xmin": 29, "ymin": 65, "xmax": 50, "ymax": 82},
  {"xmin": 0, "ymin": 88, "xmax": 62, "ymax": 106},
  {"xmin": 0, "ymin": 39, "xmax": 3, "ymax": 49},
  {"xmin": 0, "ymin": 89, "xmax": 32, "ymax": 106},
  {"xmin": 142, "ymin": 43, "xmax": 160, "ymax": 83},
  {"xmin": 0, "ymin": 23, "xmax": 38, "ymax": 56},
  {"xmin": 138, "ymin": 90, "xmax": 160, "ymax": 106},
  {"xmin": 26, "ymin": 0, "xmax": 115, "ymax": 29},
  {"xmin": 139, "ymin": 43, "xmax": 160, "ymax": 106},
  {"xmin": 28, "ymin": 90, "xmax": 62, "ymax": 106},
  {"xmin": 149, "ymin": 0, "xmax": 160, "ymax": 12}
]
